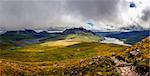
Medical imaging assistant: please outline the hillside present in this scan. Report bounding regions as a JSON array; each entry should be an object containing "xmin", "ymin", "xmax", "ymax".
[
  {"xmin": 117, "ymin": 36, "xmax": 150, "ymax": 64},
  {"xmin": 1, "ymin": 28, "xmax": 149, "ymax": 75},
  {"xmin": 0, "ymin": 41, "xmax": 127, "ymax": 75},
  {"xmin": 116, "ymin": 37, "xmax": 150, "ymax": 75},
  {"xmin": 105, "ymin": 30, "xmax": 149, "ymax": 45},
  {"xmin": 0, "ymin": 56, "xmax": 119, "ymax": 76},
  {"xmin": 0, "ymin": 29, "xmax": 57, "ymax": 46},
  {"xmin": 0, "ymin": 28, "xmax": 127, "ymax": 75}
]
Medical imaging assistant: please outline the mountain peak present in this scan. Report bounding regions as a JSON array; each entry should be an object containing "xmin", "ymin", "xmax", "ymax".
[{"xmin": 62, "ymin": 27, "xmax": 95, "ymax": 35}]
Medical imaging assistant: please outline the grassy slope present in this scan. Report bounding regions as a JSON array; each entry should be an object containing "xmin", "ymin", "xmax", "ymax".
[
  {"xmin": 117, "ymin": 37, "xmax": 150, "ymax": 66},
  {"xmin": 0, "ymin": 38, "xmax": 127, "ymax": 75},
  {"xmin": 65, "ymin": 33, "xmax": 101, "ymax": 42},
  {"xmin": 0, "ymin": 33, "xmax": 128, "ymax": 75},
  {"xmin": 115, "ymin": 37, "xmax": 150, "ymax": 75},
  {"xmin": 0, "ymin": 42, "xmax": 127, "ymax": 62},
  {"xmin": 0, "ymin": 56, "xmax": 119, "ymax": 76}
]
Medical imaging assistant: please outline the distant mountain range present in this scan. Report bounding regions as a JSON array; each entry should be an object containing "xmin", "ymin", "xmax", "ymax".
[
  {"xmin": 0, "ymin": 28, "xmax": 149, "ymax": 46},
  {"xmin": 0, "ymin": 28, "xmax": 100, "ymax": 46},
  {"xmin": 105, "ymin": 30, "xmax": 149, "ymax": 45},
  {"xmin": 0, "ymin": 29, "xmax": 50, "ymax": 41},
  {"xmin": 1, "ymin": 27, "xmax": 96, "ymax": 37}
]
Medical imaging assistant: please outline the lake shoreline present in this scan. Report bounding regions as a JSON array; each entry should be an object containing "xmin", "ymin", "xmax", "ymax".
[{"xmin": 101, "ymin": 37, "xmax": 131, "ymax": 46}]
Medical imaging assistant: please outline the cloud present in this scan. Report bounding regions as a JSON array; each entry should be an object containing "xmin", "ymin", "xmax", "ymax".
[
  {"xmin": 66, "ymin": 0, "xmax": 119, "ymax": 21},
  {"xmin": 0, "ymin": 0, "xmax": 149, "ymax": 31},
  {"xmin": 141, "ymin": 9, "xmax": 150, "ymax": 21},
  {"xmin": 0, "ymin": 0, "xmax": 65, "ymax": 30}
]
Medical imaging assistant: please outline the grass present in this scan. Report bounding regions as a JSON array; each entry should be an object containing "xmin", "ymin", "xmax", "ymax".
[
  {"xmin": 0, "ymin": 41, "xmax": 127, "ymax": 62},
  {"xmin": 0, "ymin": 56, "xmax": 119, "ymax": 76},
  {"xmin": 114, "ymin": 37, "xmax": 150, "ymax": 75},
  {"xmin": 0, "ymin": 34, "xmax": 149, "ymax": 75},
  {"xmin": 0, "ymin": 39, "xmax": 127, "ymax": 75},
  {"xmin": 40, "ymin": 39, "xmax": 80, "ymax": 47},
  {"xmin": 65, "ymin": 34, "xmax": 101, "ymax": 42},
  {"xmin": 117, "ymin": 37, "xmax": 150, "ymax": 66}
]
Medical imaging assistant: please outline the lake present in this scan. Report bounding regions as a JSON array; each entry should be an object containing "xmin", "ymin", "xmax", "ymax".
[{"xmin": 101, "ymin": 37, "xmax": 131, "ymax": 46}]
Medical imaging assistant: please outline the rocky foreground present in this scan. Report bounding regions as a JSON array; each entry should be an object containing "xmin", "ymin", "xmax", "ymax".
[
  {"xmin": 116, "ymin": 36, "xmax": 150, "ymax": 76},
  {"xmin": 0, "ymin": 55, "xmax": 147, "ymax": 76}
]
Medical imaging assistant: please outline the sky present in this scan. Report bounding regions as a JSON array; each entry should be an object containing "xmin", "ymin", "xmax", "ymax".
[{"xmin": 0, "ymin": 0, "xmax": 150, "ymax": 31}]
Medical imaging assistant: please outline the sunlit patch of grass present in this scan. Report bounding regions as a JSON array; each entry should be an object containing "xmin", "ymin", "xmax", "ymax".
[
  {"xmin": 19, "ymin": 48, "xmax": 44, "ymax": 52},
  {"xmin": 40, "ymin": 39, "xmax": 80, "ymax": 47}
]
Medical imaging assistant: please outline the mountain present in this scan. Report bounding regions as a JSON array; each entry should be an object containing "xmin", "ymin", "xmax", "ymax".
[
  {"xmin": 0, "ymin": 28, "xmax": 102, "ymax": 47},
  {"xmin": 62, "ymin": 27, "xmax": 95, "ymax": 35},
  {"xmin": 38, "ymin": 27, "xmax": 102, "ymax": 43},
  {"xmin": 1, "ymin": 28, "xmax": 149, "ymax": 46},
  {"xmin": 1, "ymin": 29, "xmax": 36, "ymax": 42},
  {"xmin": 105, "ymin": 30, "xmax": 150, "ymax": 45},
  {"xmin": 95, "ymin": 32, "xmax": 120, "ymax": 36},
  {"xmin": 61, "ymin": 28, "xmax": 102, "ymax": 42},
  {"xmin": 0, "ymin": 29, "xmax": 54, "ymax": 46}
]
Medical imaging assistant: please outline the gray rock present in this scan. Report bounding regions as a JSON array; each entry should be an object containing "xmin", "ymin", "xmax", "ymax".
[
  {"xmin": 128, "ymin": 49, "xmax": 140, "ymax": 57},
  {"xmin": 89, "ymin": 61, "xmax": 96, "ymax": 65}
]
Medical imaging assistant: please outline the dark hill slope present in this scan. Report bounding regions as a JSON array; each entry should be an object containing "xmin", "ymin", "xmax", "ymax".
[
  {"xmin": 63, "ymin": 28, "xmax": 95, "ymax": 35},
  {"xmin": 106, "ymin": 30, "xmax": 149, "ymax": 45}
]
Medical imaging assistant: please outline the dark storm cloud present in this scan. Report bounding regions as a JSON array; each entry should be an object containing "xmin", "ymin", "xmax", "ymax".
[
  {"xmin": 0, "ymin": 0, "xmax": 149, "ymax": 31},
  {"xmin": 66, "ymin": 0, "xmax": 119, "ymax": 21},
  {"xmin": 0, "ymin": 0, "xmax": 121, "ymax": 30},
  {"xmin": 0, "ymin": 0, "xmax": 65, "ymax": 30},
  {"xmin": 141, "ymin": 9, "xmax": 150, "ymax": 22}
]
